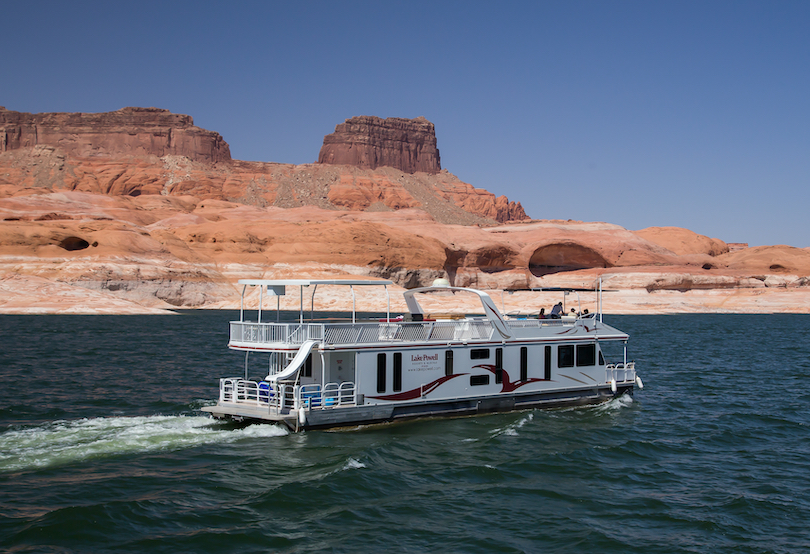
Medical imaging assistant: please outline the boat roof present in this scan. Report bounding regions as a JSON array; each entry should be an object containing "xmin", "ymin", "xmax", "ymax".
[
  {"xmin": 506, "ymin": 287, "xmax": 616, "ymax": 292},
  {"xmin": 403, "ymin": 286, "xmax": 513, "ymax": 339},
  {"xmin": 238, "ymin": 279, "xmax": 393, "ymax": 286}
]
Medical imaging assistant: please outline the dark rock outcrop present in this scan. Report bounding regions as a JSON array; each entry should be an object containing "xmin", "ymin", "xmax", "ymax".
[
  {"xmin": 318, "ymin": 116, "xmax": 441, "ymax": 174},
  {"xmin": 0, "ymin": 106, "xmax": 231, "ymax": 163}
]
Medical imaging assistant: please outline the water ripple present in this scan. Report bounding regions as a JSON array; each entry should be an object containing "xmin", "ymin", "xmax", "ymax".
[{"xmin": 2, "ymin": 313, "xmax": 810, "ymax": 553}]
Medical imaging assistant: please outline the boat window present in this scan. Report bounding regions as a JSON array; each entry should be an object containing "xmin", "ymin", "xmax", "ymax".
[
  {"xmin": 445, "ymin": 350, "xmax": 453, "ymax": 376},
  {"xmin": 393, "ymin": 352, "xmax": 402, "ymax": 392},
  {"xmin": 576, "ymin": 344, "xmax": 596, "ymax": 367},
  {"xmin": 303, "ymin": 353, "xmax": 313, "ymax": 378},
  {"xmin": 377, "ymin": 353, "xmax": 386, "ymax": 393},
  {"xmin": 495, "ymin": 348, "xmax": 503, "ymax": 384},
  {"xmin": 470, "ymin": 374, "xmax": 490, "ymax": 386},
  {"xmin": 599, "ymin": 351, "xmax": 605, "ymax": 366},
  {"xmin": 470, "ymin": 349, "xmax": 490, "ymax": 360},
  {"xmin": 544, "ymin": 345, "xmax": 552, "ymax": 380},
  {"xmin": 558, "ymin": 345, "xmax": 574, "ymax": 368},
  {"xmin": 520, "ymin": 347, "xmax": 528, "ymax": 381}
]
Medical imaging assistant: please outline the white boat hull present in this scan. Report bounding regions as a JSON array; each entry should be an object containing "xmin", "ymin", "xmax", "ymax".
[{"xmin": 202, "ymin": 382, "xmax": 635, "ymax": 431}]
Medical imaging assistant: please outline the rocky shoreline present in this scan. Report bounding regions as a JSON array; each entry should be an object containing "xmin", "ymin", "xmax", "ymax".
[{"xmin": 3, "ymin": 270, "xmax": 810, "ymax": 315}]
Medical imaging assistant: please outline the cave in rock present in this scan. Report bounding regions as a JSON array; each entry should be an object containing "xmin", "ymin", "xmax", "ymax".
[
  {"xmin": 58, "ymin": 236, "xmax": 90, "ymax": 251},
  {"xmin": 529, "ymin": 243, "xmax": 610, "ymax": 276}
]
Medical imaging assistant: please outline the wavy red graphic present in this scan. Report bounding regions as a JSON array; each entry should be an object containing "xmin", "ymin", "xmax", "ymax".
[
  {"xmin": 473, "ymin": 364, "xmax": 545, "ymax": 392},
  {"xmin": 367, "ymin": 373, "xmax": 467, "ymax": 401}
]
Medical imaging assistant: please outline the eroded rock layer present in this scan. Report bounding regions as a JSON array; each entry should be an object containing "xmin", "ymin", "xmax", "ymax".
[
  {"xmin": 0, "ymin": 107, "xmax": 231, "ymax": 163},
  {"xmin": 1, "ymin": 190, "xmax": 809, "ymax": 314},
  {"xmin": 318, "ymin": 116, "xmax": 441, "ymax": 174}
]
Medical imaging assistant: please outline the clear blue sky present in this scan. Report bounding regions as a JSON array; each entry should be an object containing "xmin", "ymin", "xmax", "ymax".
[{"xmin": 4, "ymin": 1, "xmax": 809, "ymax": 247}]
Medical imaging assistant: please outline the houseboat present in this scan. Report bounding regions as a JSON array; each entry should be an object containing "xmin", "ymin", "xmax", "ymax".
[{"xmin": 201, "ymin": 279, "xmax": 641, "ymax": 431}]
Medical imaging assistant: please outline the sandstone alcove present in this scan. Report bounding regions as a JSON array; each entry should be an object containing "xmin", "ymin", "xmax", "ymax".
[
  {"xmin": 58, "ymin": 236, "xmax": 90, "ymax": 251},
  {"xmin": 468, "ymin": 245, "xmax": 517, "ymax": 274},
  {"xmin": 529, "ymin": 242, "xmax": 610, "ymax": 276}
]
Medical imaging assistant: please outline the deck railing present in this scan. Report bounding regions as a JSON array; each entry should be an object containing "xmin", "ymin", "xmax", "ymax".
[
  {"xmin": 230, "ymin": 319, "xmax": 495, "ymax": 348},
  {"xmin": 504, "ymin": 318, "xmax": 577, "ymax": 329},
  {"xmin": 219, "ymin": 378, "xmax": 269, "ymax": 406},
  {"xmin": 606, "ymin": 362, "xmax": 636, "ymax": 384},
  {"xmin": 218, "ymin": 378, "xmax": 357, "ymax": 413}
]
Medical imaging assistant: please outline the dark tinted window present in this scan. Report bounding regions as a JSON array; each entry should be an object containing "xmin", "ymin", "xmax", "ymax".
[
  {"xmin": 520, "ymin": 347, "xmax": 528, "ymax": 381},
  {"xmin": 544, "ymin": 345, "xmax": 552, "ymax": 380},
  {"xmin": 393, "ymin": 352, "xmax": 402, "ymax": 392},
  {"xmin": 470, "ymin": 374, "xmax": 490, "ymax": 386},
  {"xmin": 445, "ymin": 350, "xmax": 453, "ymax": 376},
  {"xmin": 576, "ymin": 344, "xmax": 596, "ymax": 367},
  {"xmin": 377, "ymin": 353, "xmax": 386, "ymax": 393},
  {"xmin": 558, "ymin": 345, "xmax": 574, "ymax": 368},
  {"xmin": 470, "ymin": 349, "xmax": 490, "ymax": 360}
]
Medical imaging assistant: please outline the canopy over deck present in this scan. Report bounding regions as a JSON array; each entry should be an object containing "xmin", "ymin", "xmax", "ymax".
[
  {"xmin": 403, "ymin": 286, "xmax": 512, "ymax": 339},
  {"xmin": 238, "ymin": 279, "xmax": 394, "ymax": 287},
  {"xmin": 502, "ymin": 278, "xmax": 611, "ymax": 322},
  {"xmin": 237, "ymin": 278, "xmax": 395, "ymax": 324}
]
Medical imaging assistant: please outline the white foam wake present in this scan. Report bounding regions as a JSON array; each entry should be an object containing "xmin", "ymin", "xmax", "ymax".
[
  {"xmin": 0, "ymin": 415, "xmax": 288, "ymax": 473},
  {"xmin": 592, "ymin": 392, "xmax": 635, "ymax": 414},
  {"xmin": 343, "ymin": 457, "xmax": 366, "ymax": 470},
  {"xmin": 491, "ymin": 412, "xmax": 535, "ymax": 437}
]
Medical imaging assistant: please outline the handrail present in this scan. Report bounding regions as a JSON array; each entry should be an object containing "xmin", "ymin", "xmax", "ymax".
[
  {"xmin": 218, "ymin": 380, "xmax": 358, "ymax": 411},
  {"xmin": 504, "ymin": 318, "xmax": 577, "ymax": 328},
  {"xmin": 606, "ymin": 362, "xmax": 636, "ymax": 384},
  {"xmin": 220, "ymin": 377, "xmax": 272, "ymax": 407},
  {"xmin": 229, "ymin": 319, "xmax": 495, "ymax": 347}
]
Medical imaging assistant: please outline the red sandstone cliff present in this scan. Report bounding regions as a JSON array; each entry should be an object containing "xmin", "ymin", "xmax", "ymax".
[
  {"xmin": 0, "ymin": 106, "xmax": 231, "ymax": 163},
  {"xmin": 0, "ymin": 108, "xmax": 527, "ymax": 224},
  {"xmin": 3, "ymin": 190, "xmax": 810, "ymax": 315},
  {"xmin": 318, "ymin": 116, "xmax": 441, "ymax": 174}
]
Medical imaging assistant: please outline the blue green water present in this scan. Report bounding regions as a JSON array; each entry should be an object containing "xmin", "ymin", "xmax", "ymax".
[{"xmin": 1, "ymin": 313, "xmax": 809, "ymax": 553}]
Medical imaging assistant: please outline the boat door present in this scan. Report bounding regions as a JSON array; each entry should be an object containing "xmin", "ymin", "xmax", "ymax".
[{"xmin": 327, "ymin": 352, "xmax": 356, "ymax": 385}]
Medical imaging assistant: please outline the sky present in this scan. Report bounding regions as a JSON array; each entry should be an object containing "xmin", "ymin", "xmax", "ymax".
[{"xmin": 3, "ymin": 1, "xmax": 809, "ymax": 247}]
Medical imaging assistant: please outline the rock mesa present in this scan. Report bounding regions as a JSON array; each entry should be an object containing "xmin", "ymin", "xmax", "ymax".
[
  {"xmin": 0, "ymin": 106, "xmax": 231, "ymax": 163},
  {"xmin": 318, "ymin": 116, "xmax": 441, "ymax": 174}
]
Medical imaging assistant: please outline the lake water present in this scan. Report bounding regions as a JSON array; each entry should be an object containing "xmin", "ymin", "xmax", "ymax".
[{"xmin": 1, "ymin": 312, "xmax": 809, "ymax": 553}]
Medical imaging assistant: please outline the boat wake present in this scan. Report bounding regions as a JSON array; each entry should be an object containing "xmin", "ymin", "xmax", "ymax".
[
  {"xmin": 342, "ymin": 457, "xmax": 366, "ymax": 470},
  {"xmin": 592, "ymin": 393, "xmax": 635, "ymax": 414},
  {"xmin": 491, "ymin": 412, "xmax": 535, "ymax": 437},
  {"xmin": 0, "ymin": 415, "xmax": 288, "ymax": 473}
]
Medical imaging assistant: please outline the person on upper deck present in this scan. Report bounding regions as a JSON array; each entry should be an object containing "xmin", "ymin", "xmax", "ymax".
[
  {"xmin": 538, "ymin": 308, "xmax": 546, "ymax": 319},
  {"xmin": 550, "ymin": 302, "xmax": 563, "ymax": 319}
]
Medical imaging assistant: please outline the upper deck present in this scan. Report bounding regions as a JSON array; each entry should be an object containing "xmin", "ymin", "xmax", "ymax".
[
  {"xmin": 229, "ymin": 279, "xmax": 628, "ymax": 351},
  {"xmin": 229, "ymin": 315, "xmax": 627, "ymax": 350},
  {"xmin": 229, "ymin": 317, "xmax": 494, "ymax": 349}
]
